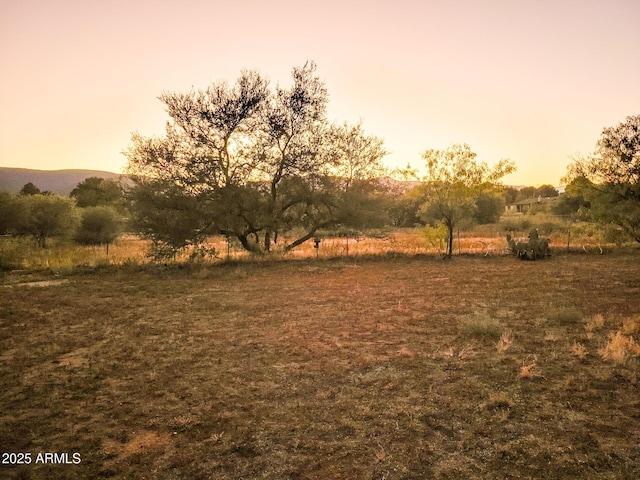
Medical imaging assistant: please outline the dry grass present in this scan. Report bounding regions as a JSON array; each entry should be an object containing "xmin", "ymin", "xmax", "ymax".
[
  {"xmin": 496, "ymin": 331, "xmax": 514, "ymax": 353},
  {"xmin": 1, "ymin": 254, "xmax": 639, "ymax": 479},
  {"xmin": 621, "ymin": 314, "xmax": 640, "ymax": 335},
  {"xmin": 571, "ymin": 342, "xmax": 589, "ymax": 361},
  {"xmin": 0, "ymin": 235, "xmax": 150, "ymax": 272},
  {"xmin": 3, "ymin": 226, "xmax": 639, "ymax": 274},
  {"xmin": 599, "ymin": 331, "xmax": 640, "ymax": 363},
  {"xmin": 585, "ymin": 313, "xmax": 606, "ymax": 332},
  {"xmin": 458, "ymin": 313, "xmax": 502, "ymax": 340}
]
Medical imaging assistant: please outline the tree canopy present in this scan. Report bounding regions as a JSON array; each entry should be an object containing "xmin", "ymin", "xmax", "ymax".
[
  {"xmin": 19, "ymin": 182, "xmax": 42, "ymax": 196},
  {"xmin": 70, "ymin": 177, "xmax": 123, "ymax": 209},
  {"xmin": 14, "ymin": 194, "xmax": 78, "ymax": 248},
  {"xmin": 416, "ymin": 144, "xmax": 515, "ymax": 257},
  {"xmin": 125, "ymin": 63, "xmax": 387, "ymax": 255},
  {"xmin": 565, "ymin": 114, "xmax": 640, "ymax": 243},
  {"xmin": 74, "ymin": 206, "xmax": 123, "ymax": 255}
]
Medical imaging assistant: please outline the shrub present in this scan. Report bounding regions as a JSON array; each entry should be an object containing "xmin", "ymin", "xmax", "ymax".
[
  {"xmin": 459, "ymin": 314, "xmax": 502, "ymax": 340},
  {"xmin": 0, "ymin": 238, "xmax": 24, "ymax": 271},
  {"xmin": 15, "ymin": 194, "xmax": 78, "ymax": 247},
  {"xmin": 537, "ymin": 221, "xmax": 561, "ymax": 236},
  {"xmin": 500, "ymin": 217, "xmax": 531, "ymax": 233},
  {"xmin": 547, "ymin": 307, "xmax": 582, "ymax": 326},
  {"xmin": 74, "ymin": 206, "xmax": 123, "ymax": 254}
]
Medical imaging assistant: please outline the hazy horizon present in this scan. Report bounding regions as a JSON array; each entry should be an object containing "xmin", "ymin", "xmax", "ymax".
[{"xmin": 1, "ymin": 0, "xmax": 639, "ymax": 186}]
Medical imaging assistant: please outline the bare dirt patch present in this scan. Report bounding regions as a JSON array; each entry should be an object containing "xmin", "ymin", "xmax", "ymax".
[{"xmin": 4, "ymin": 279, "xmax": 70, "ymax": 288}]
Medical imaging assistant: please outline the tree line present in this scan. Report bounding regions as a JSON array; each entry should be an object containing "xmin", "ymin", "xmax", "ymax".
[
  {"xmin": 1, "ymin": 63, "xmax": 638, "ymax": 260},
  {"xmin": 0, "ymin": 177, "xmax": 124, "ymax": 252}
]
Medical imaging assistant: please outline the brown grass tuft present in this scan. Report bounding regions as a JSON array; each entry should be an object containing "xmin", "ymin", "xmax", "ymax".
[
  {"xmin": 599, "ymin": 331, "xmax": 640, "ymax": 363},
  {"xmin": 571, "ymin": 342, "xmax": 588, "ymax": 361},
  {"xmin": 621, "ymin": 314, "xmax": 640, "ymax": 336},
  {"xmin": 483, "ymin": 392, "xmax": 514, "ymax": 411},
  {"xmin": 458, "ymin": 344, "xmax": 478, "ymax": 359},
  {"xmin": 496, "ymin": 331, "xmax": 513, "ymax": 353},
  {"xmin": 585, "ymin": 313, "xmax": 605, "ymax": 332},
  {"xmin": 519, "ymin": 356, "xmax": 539, "ymax": 379}
]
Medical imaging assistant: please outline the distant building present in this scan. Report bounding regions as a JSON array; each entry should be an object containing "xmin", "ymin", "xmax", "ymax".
[{"xmin": 505, "ymin": 196, "xmax": 556, "ymax": 213}]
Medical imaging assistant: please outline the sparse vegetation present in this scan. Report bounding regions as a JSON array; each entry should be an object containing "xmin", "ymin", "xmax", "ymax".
[
  {"xmin": 599, "ymin": 331, "xmax": 640, "ymax": 363},
  {"xmin": 571, "ymin": 342, "xmax": 589, "ymax": 361},
  {"xmin": 547, "ymin": 306, "xmax": 583, "ymax": 326},
  {"xmin": 458, "ymin": 313, "xmax": 502, "ymax": 340},
  {"xmin": 1, "ymin": 111, "xmax": 639, "ymax": 478},
  {"xmin": 1, "ymin": 255, "xmax": 638, "ymax": 479},
  {"xmin": 496, "ymin": 331, "xmax": 513, "ymax": 353}
]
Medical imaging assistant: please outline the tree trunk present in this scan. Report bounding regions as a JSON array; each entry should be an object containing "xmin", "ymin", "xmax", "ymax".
[
  {"xmin": 237, "ymin": 234, "xmax": 262, "ymax": 254},
  {"xmin": 447, "ymin": 223, "xmax": 454, "ymax": 258},
  {"xmin": 264, "ymin": 230, "xmax": 271, "ymax": 252}
]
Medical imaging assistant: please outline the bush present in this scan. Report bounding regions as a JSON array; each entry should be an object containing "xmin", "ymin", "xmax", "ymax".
[
  {"xmin": 15, "ymin": 195, "xmax": 78, "ymax": 247},
  {"xmin": 75, "ymin": 206, "xmax": 123, "ymax": 254},
  {"xmin": 547, "ymin": 307, "xmax": 582, "ymax": 326},
  {"xmin": 459, "ymin": 314, "xmax": 502, "ymax": 340},
  {"xmin": 537, "ymin": 221, "xmax": 562, "ymax": 236},
  {"xmin": 500, "ymin": 217, "xmax": 531, "ymax": 233},
  {"xmin": 0, "ymin": 238, "xmax": 24, "ymax": 271}
]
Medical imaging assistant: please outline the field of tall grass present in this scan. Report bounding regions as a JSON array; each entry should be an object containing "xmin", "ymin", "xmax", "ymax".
[{"xmin": 1, "ymin": 213, "xmax": 634, "ymax": 273}]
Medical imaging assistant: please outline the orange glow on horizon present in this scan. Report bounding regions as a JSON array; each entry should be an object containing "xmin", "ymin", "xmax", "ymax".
[{"xmin": 1, "ymin": 0, "xmax": 639, "ymax": 187}]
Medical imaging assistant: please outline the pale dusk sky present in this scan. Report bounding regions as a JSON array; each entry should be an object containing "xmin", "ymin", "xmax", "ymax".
[{"xmin": 1, "ymin": 0, "xmax": 639, "ymax": 186}]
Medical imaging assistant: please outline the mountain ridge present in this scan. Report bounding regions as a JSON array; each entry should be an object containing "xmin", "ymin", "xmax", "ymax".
[
  {"xmin": 0, "ymin": 167, "xmax": 556, "ymax": 197},
  {"xmin": 0, "ymin": 167, "xmax": 123, "ymax": 195}
]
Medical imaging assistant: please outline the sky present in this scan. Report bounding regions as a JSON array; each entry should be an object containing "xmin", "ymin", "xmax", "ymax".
[{"xmin": 1, "ymin": 0, "xmax": 639, "ymax": 186}]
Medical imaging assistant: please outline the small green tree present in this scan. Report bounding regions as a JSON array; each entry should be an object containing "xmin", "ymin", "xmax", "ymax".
[
  {"xmin": 474, "ymin": 193, "xmax": 505, "ymax": 224},
  {"xmin": 325, "ymin": 123, "xmax": 389, "ymax": 235},
  {"xmin": 74, "ymin": 206, "xmax": 123, "ymax": 255},
  {"xmin": 388, "ymin": 191, "xmax": 422, "ymax": 227},
  {"xmin": 127, "ymin": 180, "xmax": 212, "ymax": 260},
  {"xmin": 70, "ymin": 177, "xmax": 124, "ymax": 209},
  {"xmin": 417, "ymin": 144, "xmax": 515, "ymax": 257},
  {"xmin": 15, "ymin": 195, "xmax": 78, "ymax": 247},
  {"xmin": 19, "ymin": 182, "xmax": 42, "ymax": 196},
  {"xmin": 552, "ymin": 177, "xmax": 590, "ymax": 218},
  {"xmin": 423, "ymin": 223, "xmax": 449, "ymax": 255},
  {"xmin": 535, "ymin": 184, "xmax": 559, "ymax": 198}
]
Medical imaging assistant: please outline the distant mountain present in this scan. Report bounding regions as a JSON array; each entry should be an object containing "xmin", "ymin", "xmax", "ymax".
[
  {"xmin": 0, "ymin": 167, "xmax": 561, "ymax": 197},
  {"xmin": 0, "ymin": 168, "xmax": 124, "ymax": 195}
]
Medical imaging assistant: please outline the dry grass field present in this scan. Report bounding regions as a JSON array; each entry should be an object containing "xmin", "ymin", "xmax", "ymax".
[
  {"xmin": 1, "ymin": 254, "xmax": 639, "ymax": 479},
  {"xmin": 0, "ymin": 224, "xmax": 616, "ymax": 272}
]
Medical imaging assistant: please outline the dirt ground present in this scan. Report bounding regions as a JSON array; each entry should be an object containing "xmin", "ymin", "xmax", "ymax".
[{"xmin": 1, "ymin": 253, "xmax": 639, "ymax": 479}]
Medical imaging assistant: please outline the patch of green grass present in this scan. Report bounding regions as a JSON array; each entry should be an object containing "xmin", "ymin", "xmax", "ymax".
[
  {"xmin": 547, "ymin": 306, "xmax": 583, "ymax": 325},
  {"xmin": 458, "ymin": 313, "xmax": 502, "ymax": 340}
]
